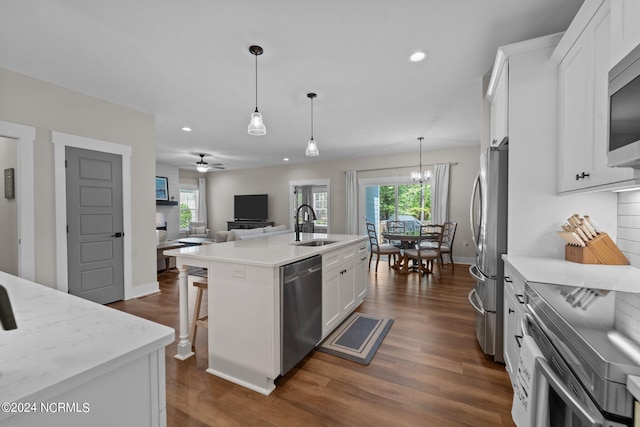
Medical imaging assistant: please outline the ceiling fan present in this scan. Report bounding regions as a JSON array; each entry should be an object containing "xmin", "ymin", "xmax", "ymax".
[{"xmin": 192, "ymin": 154, "xmax": 225, "ymax": 172}]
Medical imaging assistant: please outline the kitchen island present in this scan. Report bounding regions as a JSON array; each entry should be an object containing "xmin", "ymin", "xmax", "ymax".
[
  {"xmin": 0, "ymin": 271, "xmax": 174, "ymax": 427},
  {"xmin": 164, "ymin": 232, "xmax": 368, "ymax": 395}
]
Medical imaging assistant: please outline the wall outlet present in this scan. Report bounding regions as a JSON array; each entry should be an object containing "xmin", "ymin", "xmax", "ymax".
[{"xmin": 231, "ymin": 266, "xmax": 245, "ymax": 278}]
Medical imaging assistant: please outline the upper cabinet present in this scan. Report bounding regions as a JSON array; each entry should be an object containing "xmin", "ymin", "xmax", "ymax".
[
  {"xmin": 489, "ymin": 60, "xmax": 508, "ymax": 146},
  {"xmin": 553, "ymin": 0, "xmax": 638, "ymax": 194},
  {"xmin": 610, "ymin": 0, "xmax": 640, "ymax": 68}
]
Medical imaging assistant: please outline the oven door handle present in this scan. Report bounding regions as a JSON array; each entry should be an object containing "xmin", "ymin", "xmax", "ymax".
[{"xmin": 535, "ymin": 358, "xmax": 604, "ymax": 427}]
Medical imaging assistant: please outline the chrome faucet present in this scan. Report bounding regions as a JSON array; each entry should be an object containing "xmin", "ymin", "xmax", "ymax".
[{"xmin": 295, "ymin": 204, "xmax": 317, "ymax": 241}]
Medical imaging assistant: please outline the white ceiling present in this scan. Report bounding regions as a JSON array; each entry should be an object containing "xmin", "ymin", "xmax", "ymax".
[{"xmin": 0, "ymin": 0, "xmax": 584, "ymax": 171}]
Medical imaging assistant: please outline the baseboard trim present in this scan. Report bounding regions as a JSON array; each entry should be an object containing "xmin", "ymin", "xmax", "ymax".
[{"xmin": 127, "ymin": 281, "xmax": 160, "ymax": 300}]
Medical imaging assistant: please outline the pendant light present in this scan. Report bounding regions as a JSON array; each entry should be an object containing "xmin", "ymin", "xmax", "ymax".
[
  {"xmin": 248, "ymin": 45, "xmax": 266, "ymax": 136},
  {"xmin": 411, "ymin": 137, "xmax": 431, "ymax": 183},
  {"xmin": 305, "ymin": 93, "xmax": 319, "ymax": 156}
]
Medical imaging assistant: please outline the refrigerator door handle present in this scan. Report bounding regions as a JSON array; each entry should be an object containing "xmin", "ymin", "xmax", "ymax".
[
  {"xmin": 469, "ymin": 173, "xmax": 482, "ymax": 247},
  {"xmin": 468, "ymin": 264, "xmax": 485, "ymax": 283},
  {"xmin": 468, "ymin": 289, "xmax": 485, "ymax": 315}
]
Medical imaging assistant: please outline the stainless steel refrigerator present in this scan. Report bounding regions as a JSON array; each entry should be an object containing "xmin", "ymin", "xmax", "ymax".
[{"xmin": 468, "ymin": 142, "xmax": 508, "ymax": 363}]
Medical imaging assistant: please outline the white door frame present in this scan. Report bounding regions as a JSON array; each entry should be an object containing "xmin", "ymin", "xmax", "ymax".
[
  {"xmin": 289, "ymin": 178, "xmax": 331, "ymax": 233},
  {"xmin": 0, "ymin": 121, "xmax": 35, "ymax": 281},
  {"xmin": 52, "ymin": 132, "xmax": 132, "ymax": 299}
]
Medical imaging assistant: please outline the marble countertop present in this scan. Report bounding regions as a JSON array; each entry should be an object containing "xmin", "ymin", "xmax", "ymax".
[
  {"xmin": 502, "ymin": 255, "xmax": 640, "ymax": 293},
  {"xmin": 0, "ymin": 272, "xmax": 174, "ymax": 418},
  {"xmin": 164, "ymin": 232, "xmax": 368, "ymax": 268}
]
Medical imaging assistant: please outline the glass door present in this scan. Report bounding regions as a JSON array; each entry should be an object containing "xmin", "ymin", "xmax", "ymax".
[
  {"xmin": 293, "ymin": 184, "xmax": 328, "ymax": 233},
  {"xmin": 363, "ymin": 181, "xmax": 431, "ymax": 241}
]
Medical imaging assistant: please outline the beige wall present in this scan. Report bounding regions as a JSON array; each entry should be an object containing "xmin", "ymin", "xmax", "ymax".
[
  {"xmin": 0, "ymin": 68, "xmax": 156, "ymax": 290},
  {"xmin": 0, "ymin": 137, "xmax": 18, "ymax": 275},
  {"xmin": 207, "ymin": 145, "xmax": 480, "ymax": 261}
]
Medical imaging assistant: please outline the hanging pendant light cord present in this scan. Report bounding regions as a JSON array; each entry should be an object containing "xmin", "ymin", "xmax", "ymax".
[
  {"xmin": 418, "ymin": 137, "xmax": 423, "ymax": 176},
  {"xmin": 310, "ymin": 96, "xmax": 314, "ymax": 139},
  {"xmin": 254, "ymin": 53, "xmax": 258, "ymax": 112}
]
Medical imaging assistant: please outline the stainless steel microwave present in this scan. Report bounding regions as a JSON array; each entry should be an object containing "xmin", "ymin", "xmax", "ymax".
[{"xmin": 609, "ymin": 43, "xmax": 640, "ymax": 168}]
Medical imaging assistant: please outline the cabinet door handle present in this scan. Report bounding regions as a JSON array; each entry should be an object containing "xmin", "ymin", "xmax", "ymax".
[
  {"xmin": 508, "ymin": 308, "xmax": 515, "ymax": 314},
  {"xmin": 516, "ymin": 294, "xmax": 525, "ymax": 304},
  {"xmin": 575, "ymin": 172, "xmax": 590, "ymax": 180},
  {"xmin": 504, "ymin": 277, "xmax": 512, "ymax": 283},
  {"xmin": 515, "ymin": 334, "xmax": 523, "ymax": 348}
]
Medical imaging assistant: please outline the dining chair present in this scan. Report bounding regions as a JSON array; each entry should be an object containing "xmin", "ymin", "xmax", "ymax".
[
  {"xmin": 386, "ymin": 220, "xmax": 406, "ymax": 248},
  {"xmin": 439, "ymin": 221, "xmax": 457, "ymax": 270},
  {"xmin": 404, "ymin": 224, "xmax": 444, "ymax": 276},
  {"xmin": 366, "ymin": 222, "xmax": 401, "ymax": 273}
]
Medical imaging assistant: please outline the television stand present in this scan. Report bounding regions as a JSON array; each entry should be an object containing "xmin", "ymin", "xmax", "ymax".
[{"xmin": 227, "ymin": 220, "xmax": 274, "ymax": 230}]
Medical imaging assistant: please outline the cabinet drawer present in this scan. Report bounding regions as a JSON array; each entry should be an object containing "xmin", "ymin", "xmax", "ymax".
[
  {"xmin": 504, "ymin": 264, "xmax": 525, "ymax": 294},
  {"xmin": 322, "ymin": 250, "xmax": 343, "ymax": 270}
]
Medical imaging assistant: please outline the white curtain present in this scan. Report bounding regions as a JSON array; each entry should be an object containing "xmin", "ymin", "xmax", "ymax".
[
  {"xmin": 198, "ymin": 177, "xmax": 207, "ymax": 224},
  {"xmin": 431, "ymin": 163, "xmax": 450, "ymax": 224},
  {"xmin": 346, "ymin": 170, "xmax": 358, "ymax": 234}
]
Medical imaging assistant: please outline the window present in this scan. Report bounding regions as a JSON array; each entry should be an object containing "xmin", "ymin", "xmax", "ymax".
[
  {"xmin": 313, "ymin": 191, "xmax": 328, "ymax": 226},
  {"xmin": 293, "ymin": 184, "xmax": 328, "ymax": 229},
  {"xmin": 364, "ymin": 182, "xmax": 431, "ymax": 238},
  {"xmin": 179, "ymin": 189, "xmax": 198, "ymax": 230}
]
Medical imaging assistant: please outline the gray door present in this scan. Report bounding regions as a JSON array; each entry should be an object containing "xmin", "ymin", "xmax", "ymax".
[{"xmin": 66, "ymin": 147, "xmax": 124, "ymax": 304}]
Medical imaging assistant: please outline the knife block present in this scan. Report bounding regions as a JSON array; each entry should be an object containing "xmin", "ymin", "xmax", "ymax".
[{"xmin": 564, "ymin": 233, "xmax": 629, "ymax": 265}]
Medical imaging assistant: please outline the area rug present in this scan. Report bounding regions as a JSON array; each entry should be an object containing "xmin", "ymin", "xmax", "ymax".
[{"xmin": 317, "ymin": 312, "xmax": 393, "ymax": 365}]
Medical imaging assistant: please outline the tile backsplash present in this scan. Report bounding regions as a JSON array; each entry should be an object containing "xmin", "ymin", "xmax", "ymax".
[
  {"xmin": 617, "ymin": 190, "xmax": 640, "ymax": 268},
  {"xmin": 616, "ymin": 190, "xmax": 640, "ymax": 343}
]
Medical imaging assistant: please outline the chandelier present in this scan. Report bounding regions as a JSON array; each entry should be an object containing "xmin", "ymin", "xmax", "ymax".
[{"xmin": 411, "ymin": 137, "xmax": 431, "ymax": 183}]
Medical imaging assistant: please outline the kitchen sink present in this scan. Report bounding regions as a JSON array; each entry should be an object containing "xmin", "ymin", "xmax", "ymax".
[{"xmin": 292, "ymin": 239, "xmax": 338, "ymax": 247}]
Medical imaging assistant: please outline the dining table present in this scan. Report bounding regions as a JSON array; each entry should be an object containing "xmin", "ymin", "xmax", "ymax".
[{"xmin": 381, "ymin": 230, "xmax": 440, "ymax": 274}]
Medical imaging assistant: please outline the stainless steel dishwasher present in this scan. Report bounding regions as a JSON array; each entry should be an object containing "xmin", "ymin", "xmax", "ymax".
[{"xmin": 280, "ymin": 255, "xmax": 322, "ymax": 375}]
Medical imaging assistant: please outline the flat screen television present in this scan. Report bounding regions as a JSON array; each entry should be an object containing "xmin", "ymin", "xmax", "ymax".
[{"xmin": 234, "ymin": 194, "xmax": 268, "ymax": 221}]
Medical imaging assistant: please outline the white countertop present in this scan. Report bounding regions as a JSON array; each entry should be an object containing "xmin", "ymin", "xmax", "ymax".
[
  {"xmin": 627, "ymin": 376, "xmax": 640, "ymax": 401},
  {"xmin": 0, "ymin": 272, "xmax": 174, "ymax": 417},
  {"xmin": 503, "ymin": 254, "xmax": 640, "ymax": 293},
  {"xmin": 164, "ymin": 232, "xmax": 368, "ymax": 267}
]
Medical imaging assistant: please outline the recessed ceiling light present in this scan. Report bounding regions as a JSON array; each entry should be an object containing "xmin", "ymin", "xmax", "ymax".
[
  {"xmin": 283, "ymin": 158, "xmax": 289, "ymax": 162},
  {"xmin": 181, "ymin": 127, "xmax": 192, "ymax": 132},
  {"xmin": 409, "ymin": 51, "xmax": 428, "ymax": 62}
]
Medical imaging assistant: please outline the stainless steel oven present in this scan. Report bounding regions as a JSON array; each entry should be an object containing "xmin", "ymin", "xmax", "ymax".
[{"xmin": 523, "ymin": 282, "xmax": 640, "ymax": 427}]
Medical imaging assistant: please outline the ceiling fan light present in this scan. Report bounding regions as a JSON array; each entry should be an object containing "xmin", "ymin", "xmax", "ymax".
[
  {"xmin": 248, "ymin": 111, "xmax": 266, "ymax": 136},
  {"xmin": 196, "ymin": 163, "xmax": 209, "ymax": 173},
  {"xmin": 306, "ymin": 139, "xmax": 319, "ymax": 157}
]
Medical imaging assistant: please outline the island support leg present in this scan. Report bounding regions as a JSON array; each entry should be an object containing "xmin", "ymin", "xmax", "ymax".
[{"xmin": 175, "ymin": 266, "xmax": 195, "ymax": 360}]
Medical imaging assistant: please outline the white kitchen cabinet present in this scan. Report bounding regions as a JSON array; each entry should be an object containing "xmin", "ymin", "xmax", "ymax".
[
  {"xmin": 355, "ymin": 248, "xmax": 368, "ymax": 300},
  {"xmin": 610, "ymin": 0, "xmax": 640, "ymax": 68},
  {"xmin": 0, "ymin": 271, "xmax": 174, "ymax": 427},
  {"xmin": 490, "ymin": 60, "xmax": 509, "ymax": 146},
  {"xmin": 322, "ymin": 241, "xmax": 368, "ymax": 338},
  {"xmin": 503, "ymin": 263, "xmax": 526, "ymax": 386},
  {"xmin": 554, "ymin": 0, "xmax": 636, "ymax": 193},
  {"xmin": 322, "ymin": 265, "xmax": 341, "ymax": 334}
]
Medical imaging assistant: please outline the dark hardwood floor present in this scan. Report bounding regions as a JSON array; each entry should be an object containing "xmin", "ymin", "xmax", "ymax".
[{"xmin": 109, "ymin": 262, "xmax": 516, "ymax": 426}]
